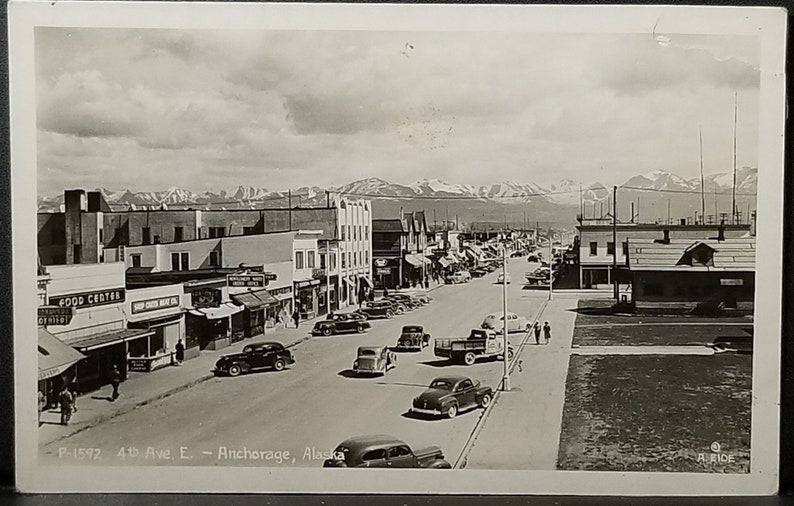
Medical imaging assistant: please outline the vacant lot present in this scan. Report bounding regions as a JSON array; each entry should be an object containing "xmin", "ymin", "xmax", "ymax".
[
  {"xmin": 557, "ymin": 354, "xmax": 751, "ymax": 473},
  {"xmin": 573, "ymin": 324, "xmax": 752, "ymax": 347}
]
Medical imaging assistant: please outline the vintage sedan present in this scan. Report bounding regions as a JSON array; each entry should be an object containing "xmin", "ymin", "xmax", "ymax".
[
  {"xmin": 353, "ymin": 346, "xmax": 397, "ymax": 375},
  {"xmin": 322, "ymin": 435, "xmax": 451, "ymax": 468},
  {"xmin": 469, "ymin": 267, "xmax": 488, "ymax": 278},
  {"xmin": 384, "ymin": 294, "xmax": 419, "ymax": 310},
  {"xmin": 411, "ymin": 375, "xmax": 493, "ymax": 419},
  {"xmin": 312, "ymin": 313, "xmax": 371, "ymax": 336},
  {"xmin": 445, "ymin": 271, "xmax": 472, "ymax": 284},
  {"xmin": 395, "ymin": 290, "xmax": 433, "ymax": 305},
  {"xmin": 355, "ymin": 301, "xmax": 396, "ymax": 319},
  {"xmin": 213, "ymin": 342, "xmax": 295, "ymax": 376},
  {"xmin": 481, "ymin": 312, "xmax": 531, "ymax": 333},
  {"xmin": 396, "ymin": 325, "xmax": 431, "ymax": 351}
]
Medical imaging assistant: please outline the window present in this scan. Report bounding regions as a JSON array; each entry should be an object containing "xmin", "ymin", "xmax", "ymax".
[
  {"xmin": 622, "ymin": 241, "xmax": 628, "ymax": 256},
  {"xmin": 589, "ymin": 242, "xmax": 597, "ymax": 256},
  {"xmin": 307, "ymin": 251, "xmax": 315, "ymax": 268},
  {"xmin": 243, "ymin": 226, "xmax": 255, "ymax": 235},
  {"xmin": 319, "ymin": 253, "xmax": 326, "ymax": 269},
  {"xmin": 341, "ymin": 226, "xmax": 346, "ymax": 241},
  {"xmin": 388, "ymin": 446, "xmax": 412, "ymax": 459},
  {"xmin": 348, "ymin": 252, "xmax": 352, "ymax": 267},
  {"xmin": 606, "ymin": 242, "xmax": 615, "ymax": 255},
  {"xmin": 209, "ymin": 227, "xmax": 225, "ymax": 238},
  {"xmin": 142, "ymin": 227, "xmax": 151, "ymax": 245},
  {"xmin": 457, "ymin": 379, "xmax": 473, "ymax": 391},
  {"xmin": 131, "ymin": 254, "xmax": 141, "ymax": 268},
  {"xmin": 359, "ymin": 251, "xmax": 363, "ymax": 265},
  {"xmin": 342, "ymin": 252, "xmax": 346, "ymax": 268},
  {"xmin": 173, "ymin": 227, "xmax": 183, "ymax": 242},
  {"xmin": 99, "ymin": 229, "xmax": 104, "ymax": 244},
  {"xmin": 348, "ymin": 225, "xmax": 352, "ymax": 241},
  {"xmin": 180, "ymin": 252, "xmax": 189, "ymax": 271},
  {"xmin": 353, "ymin": 226, "xmax": 357, "ymax": 241},
  {"xmin": 330, "ymin": 253, "xmax": 337, "ymax": 269},
  {"xmin": 361, "ymin": 449, "xmax": 387, "ymax": 462},
  {"xmin": 365, "ymin": 225, "xmax": 369, "ymax": 238},
  {"xmin": 171, "ymin": 252, "xmax": 190, "ymax": 271},
  {"xmin": 644, "ymin": 283, "xmax": 664, "ymax": 297},
  {"xmin": 209, "ymin": 251, "xmax": 219, "ymax": 267},
  {"xmin": 295, "ymin": 251, "xmax": 305, "ymax": 269}
]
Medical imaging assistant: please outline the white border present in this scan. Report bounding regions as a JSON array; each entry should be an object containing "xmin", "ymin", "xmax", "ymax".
[{"xmin": 10, "ymin": 1, "xmax": 787, "ymax": 495}]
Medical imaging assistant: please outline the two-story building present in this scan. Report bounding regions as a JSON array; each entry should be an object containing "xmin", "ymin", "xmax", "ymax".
[{"xmin": 576, "ymin": 220, "xmax": 753, "ymax": 289}]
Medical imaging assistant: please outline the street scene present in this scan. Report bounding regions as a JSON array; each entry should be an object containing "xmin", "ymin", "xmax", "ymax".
[{"xmin": 32, "ymin": 25, "xmax": 761, "ymax": 475}]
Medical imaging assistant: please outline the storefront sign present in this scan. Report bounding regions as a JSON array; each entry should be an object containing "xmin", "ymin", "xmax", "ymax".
[
  {"xmin": 37, "ymin": 306, "xmax": 74, "ymax": 326},
  {"xmin": 131, "ymin": 295, "xmax": 181, "ymax": 315},
  {"xmin": 376, "ymin": 268, "xmax": 391, "ymax": 275},
  {"xmin": 720, "ymin": 279, "xmax": 744, "ymax": 286},
  {"xmin": 49, "ymin": 288, "xmax": 125, "ymax": 309},
  {"xmin": 191, "ymin": 288, "xmax": 222, "ymax": 308},
  {"xmin": 374, "ymin": 258, "xmax": 389, "ymax": 268},
  {"xmin": 127, "ymin": 358, "xmax": 150, "ymax": 372},
  {"xmin": 296, "ymin": 279, "xmax": 321, "ymax": 289},
  {"xmin": 227, "ymin": 274, "xmax": 265, "ymax": 288}
]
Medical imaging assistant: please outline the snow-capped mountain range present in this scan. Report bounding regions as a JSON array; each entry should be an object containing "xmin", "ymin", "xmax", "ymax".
[{"xmin": 38, "ymin": 168, "xmax": 757, "ymax": 214}]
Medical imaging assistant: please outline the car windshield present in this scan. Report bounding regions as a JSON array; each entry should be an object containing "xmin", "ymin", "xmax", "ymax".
[
  {"xmin": 403, "ymin": 327, "xmax": 421, "ymax": 333},
  {"xmin": 359, "ymin": 349, "xmax": 377, "ymax": 356},
  {"xmin": 242, "ymin": 346, "xmax": 254, "ymax": 353},
  {"xmin": 430, "ymin": 379, "xmax": 454, "ymax": 390}
]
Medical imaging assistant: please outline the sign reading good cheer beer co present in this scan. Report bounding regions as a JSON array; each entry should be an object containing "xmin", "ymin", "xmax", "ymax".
[
  {"xmin": 131, "ymin": 295, "xmax": 181, "ymax": 315},
  {"xmin": 49, "ymin": 288, "xmax": 126, "ymax": 309}
]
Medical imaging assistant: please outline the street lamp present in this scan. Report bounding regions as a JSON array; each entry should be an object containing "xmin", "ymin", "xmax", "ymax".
[{"xmin": 501, "ymin": 233, "xmax": 510, "ymax": 392}]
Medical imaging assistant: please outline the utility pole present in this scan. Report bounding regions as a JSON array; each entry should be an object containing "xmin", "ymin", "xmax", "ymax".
[
  {"xmin": 732, "ymin": 91, "xmax": 738, "ymax": 225},
  {"xmin": 288, "ymin": 189, "xmax": 292, "ymax": 230},
  {"xmin": 501, "ymin": 237, "xmax": 510, "ymax": 391},
  {"xmin": 612, "ymin": 185, "xmax": 618, "ymax": 301},
  {"xmin": 548, "ymin": 233, "xmax": 553, "ymax": 301},
  {"xmin": 699, "ymin": 126, "xmax": 706, "ymax": 224},
  {"xmin": 326, "ymin": 190, "xmax": 330, "ymax": 208},
  {"xmin": 667, "ymin": 200, "xmax": 671, "ymax": 225}
]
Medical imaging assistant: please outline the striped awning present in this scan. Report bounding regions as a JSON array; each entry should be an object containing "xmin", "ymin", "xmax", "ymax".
[
  {"xmin": 404, "ymin": 254, "xmax": 423, "ymax": 267},
  {"xmin": 188, "ymin": 302, "xmax": 243, "ymax": 320},
  {"xmin": 231, "ymin": 289, "xmax": 279, "ymax": 310}
]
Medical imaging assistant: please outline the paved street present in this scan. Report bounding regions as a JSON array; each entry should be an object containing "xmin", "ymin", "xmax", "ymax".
[{"xmin": 40, "ymin": 260, "xmax": 548, "ymax": 468}]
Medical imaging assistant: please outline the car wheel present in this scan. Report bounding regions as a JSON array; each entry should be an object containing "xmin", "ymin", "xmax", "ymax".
[
  {"xmin": 480, "ymin": 393, "xmax": 492, "ymax": 409},
  {"xmin": 446, "ymin": 404, "xmax": 458, "ymax": 419},
  {"xmin": 228, "ymin": 364, "xmax": 242, "ymax": 377},
  {"xmin": 463, "ymin": 352, "xmax": 476, "ymax": 366},
  {"xmin": 322, "ymin": 328, "xmax": 332, "ymax": 336},
  {"xmin": 273, "ymin": 359, "xmax": 286, "ymax": 371},
  {"xmin": 356, "ymin": 325, "xmax": 365, "ymax": 333},
  {"xmin": 386, "ymin": 310, "xmax": 394, "ymax": 319}
]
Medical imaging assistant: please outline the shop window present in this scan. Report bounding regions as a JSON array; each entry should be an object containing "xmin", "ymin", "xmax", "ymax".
[
  {"xmin": 142, "ymin": 227, "xmax": 151, "ymax": 245},
  {"xmin": 209, "ymin": 251, "xmax": 219, "ymax": 267},
  {"xmin": 174, "ymin": 227, "xmax": 184, "ymax": 242},
  {"xmin": 589, "ymin": 242, "xmax": 597, "ymax": 255},
  {"xmin": 644, "ymin": 283, "xmax": 664, "ymax": 297},
  {"xmin": 307, "ymin": 251, "xmax": 316, "ymax": 268},
  {"xmin": 296, "ymin": 251, "xmax": 305, "ymax": 269},
  {"xmin": 131, "ymin": 254, "xmax": 141, "ymax": 268},
  {"xmin": 607, "ymin": 242, "xmax": 615, "ymax": 255}
]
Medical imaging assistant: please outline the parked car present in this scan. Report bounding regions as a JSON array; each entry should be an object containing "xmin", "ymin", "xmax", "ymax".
[
  {"xmin": 394, "ymin": 290, "xmax": 432, "ymax": 305},
  {"xmin": 355, "ymin": 301, "xmax": 396, "ymax": 319},
  {"xmin": 353, "ymin": 346, "xmax": 397, "ymax": 375},
  {"xmin": 396, "ymin": 325, "xmax": 431, "ymax": 351},
  {"xmin": 322, "ymin": 435, "xmax": 452, "ymax": 468},
  {"xmin": 383, "ymin": 294, "xmax": 418, "ymax": 310},
  {"xmin": 213, "ymin": 342, "xmax": 295, "ymax": 376},
  {"xmin": 481, "ymin": 312, "xmax": 531, "ymax": 333},
  {"xmin": 496, "ymin": 273, "xmax": 512, "ymax": 284},
  {"xmin": 411, "ymin": 375, "xmax": 493, "ymax": 418},
  {"xmin": 312, "ymin": 313, "xmax": 371, "ymax": 336},
  {"xmin": 469, "ymin": 267, "xmax": 488, "ymax": 278},
  {"xmin": 707, "ymin": 335, "xmax": 752, "ymax": 354},
  {"xmin": 445, "ymin": 271, "xmax": 472, "ymax": 284}
]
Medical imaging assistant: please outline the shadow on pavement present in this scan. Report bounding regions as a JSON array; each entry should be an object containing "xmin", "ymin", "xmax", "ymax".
[
  {"xmin": 373, "ymin": 381, "xmax": 427, "ymax": 388},
  {"xmin": 90, "ymin": 395, "xmax": 115, "ymax": 402},
  {"xmin": 400, "ymin": 410, "xmax": 438, "ymax": 422},
  {"xmin": 417, "ymin": 359, "xmax": 455, "ymax": 368},
  {"xmin": 337, "ymin": 369, "xmax": 383, "ymax": 379}
]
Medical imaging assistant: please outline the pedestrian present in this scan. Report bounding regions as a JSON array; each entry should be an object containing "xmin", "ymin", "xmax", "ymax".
[
  {"xmin": 423, "ymin": 278, "xmax": 429, "ymax": 290},
  {"xmin": 175, "ymin": 338, "xmax": 185, "ymax": 366},
  {"xmin": 58, "ymin": 384, "xmax": 74, "ymax": 426},
  {"xmin": 368, "ymin": 290, "xmax": 375, "ymax": 302},
  {"xmin": 38, "ymin": 389, "xmax": 45, "ymax": 426},
  {"xmin": 110, "ymin": 365, "xmax": 122, "ymax": 401},
  {"xmin": 533, "ymin": 322, "xmax": 541, "ymax": 345},
  {"xmin": 383, "ymin": 287, "xmax": 389, "ymax": 298},
  {"xmin": 292, "ymin": 309, "xmax": 300, "ymax": 329},
  {"xmin": 543, "ymin": 321, "xmax": 552, "ymax": 345}
]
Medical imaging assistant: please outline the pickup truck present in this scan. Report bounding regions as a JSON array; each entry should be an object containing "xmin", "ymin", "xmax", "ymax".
[
  {"xmin": 434, "ymin": 329, "xmax": 514, "ymax": 366},
  {"xmin": 322, "ymin": 435, "xmax": 452, "ymax": 468}
]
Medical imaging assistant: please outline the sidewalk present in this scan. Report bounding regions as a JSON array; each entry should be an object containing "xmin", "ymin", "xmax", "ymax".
[
  {"xmin": 38, "ymin": 311, "xmax": 329, "ymax": 447},
  {"xmin": 461, "ymin": 296, "xmax": 578, "ymax": 470}
]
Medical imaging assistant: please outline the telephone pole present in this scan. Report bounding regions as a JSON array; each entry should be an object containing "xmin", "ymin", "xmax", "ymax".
[
  {"xmin": 501, "ymin": 237, "xmax": 510, "ymax": 391},
  {"xmin": 612, "ymin": 185, "xmax": 618, "ymax": 301}
]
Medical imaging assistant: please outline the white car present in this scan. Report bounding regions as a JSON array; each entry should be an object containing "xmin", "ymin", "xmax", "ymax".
[
  {"xmin": 496, "ymin": 273, "xmax": 512, "ymax": 284},
  {"xmin": 481, "ymin": 312, "xmax": 531, "ymax": 333}
]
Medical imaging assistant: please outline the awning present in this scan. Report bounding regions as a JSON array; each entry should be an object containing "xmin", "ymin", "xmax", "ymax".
[
  {"xmin": 64, "ymin": 328, "xmax": 155, "ymax": 352},
  {"xmin": 231, "ymin": 289, "xmax": 278, "ymax": 310},
  {"xmin": 404, "ymin": 254, "xmax": 423, "ymax": 267},
  {"xmin": 38, "ymin": 328, "xmax": 86, "ymax": 381},
  {"xmin": 188, "ymin": 302, "xmax": 243, "ymax": 320},
  {"xmin": 421, "ymin": 256, "xmax": 432, "ymax": 265},
  {"xmin": 360, "ymin": 277, "xmax": 373, "ymax": 288},
  {"xmin": 438, "ymin": 257, "xmax": 451, "ymax": 268}
]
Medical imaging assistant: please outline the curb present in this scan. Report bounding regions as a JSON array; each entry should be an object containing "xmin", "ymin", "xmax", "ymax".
[{"xmin": 42, "ymin": 334, "xmax": 314, "ymax": 447}]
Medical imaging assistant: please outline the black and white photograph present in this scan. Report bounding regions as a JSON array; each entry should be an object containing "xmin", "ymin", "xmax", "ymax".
[{"xmin": 9, "ymin": 2, "xmax": 786, "ymax": 495}]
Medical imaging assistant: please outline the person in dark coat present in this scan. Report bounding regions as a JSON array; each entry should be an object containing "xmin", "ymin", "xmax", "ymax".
[
  {"xmin": 58, "ymin": 385, "xmax": 74, "ymax": 425},
  {"xmin": 110, "ymin": 365, "xmax": 122, "ymax": 401},
  {"xmin": 543, "ymin": 321, "xmax": 552, "ymax": 345},
  {"xmin": 533, "ymin": 322, "xmax": 542, "ymax": 345},
  {"xmin": 292, "ymin": 309, "xmax": 301, "ymax": 329},
  {"xmin": 175, "ymin": 339, "xmax": 185, "ymax": 365},
  {"xmin": 383, "ymin": 287, "xmax": 389, "ymax": 298},
  {"xmin": 368, "ymin": 290, "xmax": 375, "ymax": 302}
]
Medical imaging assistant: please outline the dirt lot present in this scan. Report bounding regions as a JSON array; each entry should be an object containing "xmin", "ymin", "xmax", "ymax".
[{"xmin": 557, "ymin": 354, "xmax": 752, "ymax": 473}]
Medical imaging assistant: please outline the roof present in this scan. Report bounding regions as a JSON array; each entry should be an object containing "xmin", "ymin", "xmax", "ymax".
[
  {"xmin": 245, "ymin": 341, "xmax": 283, "ymax": 348},
  {"xmin": 372, "ymin": 219, "xmax": 405, "ymax": 233},
  {"xmin": 627, "ymin": 238, "xmax": 755, "ymax": 272},
  {"xmin": 38, "ymin": 328, "xmax": 86, "ymax": 380},
  {"xmin": 337, "ymin": 434, "xmax": 400, "ymax": 448},
  {"xmin": 357, "ymin": 346, "xmax": 386, "ymax": 352},
  {"xmin": 431, "ymin": 375, "xmax": 468, "ymax": 384},
  {"xmin": 63, "ymin": 328, "xmax": 155, "ymax": 351}
]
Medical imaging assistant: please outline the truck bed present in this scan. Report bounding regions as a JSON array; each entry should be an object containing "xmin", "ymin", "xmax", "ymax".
[{"xmin": 434, "ymin": 338, "xmax": 487, "ymax": 357}]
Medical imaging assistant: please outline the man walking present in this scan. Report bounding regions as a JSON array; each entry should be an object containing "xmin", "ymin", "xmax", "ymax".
[
  {"xmin": 292, "ymin": 309, "xmax": 301, "ymax": 329},
  {"xmin": 110, "ymin": 365, "xmax": 122, "ymax": 401},
  {"xmin": 175, "ymin": 338, "xmax": 185, "ymax": 366},
  {"xmin": 58, "ymin": 384, "xmax": 74, "ymax": 426},
  {"xmin": 533, "ymin": 322, "xmax": 541, "ymax": 345},
  {"xmin": 543, "ymin": 321, "xmax": 552, "ymax": 345}
]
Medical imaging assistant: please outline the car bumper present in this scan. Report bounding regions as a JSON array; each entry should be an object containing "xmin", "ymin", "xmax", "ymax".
[{"xmin": 411, "ymin": 406, "xmax": 442, "ymax": 416}]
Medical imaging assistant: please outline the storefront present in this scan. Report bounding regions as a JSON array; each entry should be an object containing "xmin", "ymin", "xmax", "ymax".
[
  {"xmin": 373, "ymin": 257, "xmax": 400, "ymax": 290},
  {"xmin": 266, "ymin": 286, "xmax": 293, "ymax": 328},
  {"xmin": 403, "ymin": 253, "xmax": 429, "ymax": 287},
  {"xmin": 184, "ymin": 281, "xmax": 244, "ymax": 350},
  {"xmin": 38, "ymin": 328, "xmax": 86, "ymax": 408},
  {"xmin": 295, "ymin": 279, "xmax": 321, "ymax": 320},
  {"xmin": 230, "ymin": 288, "xmax": 281, "ymax": 337},
  {"xmin": 126, "ymin": 285, "xmax": 189, "ymax": 369}
]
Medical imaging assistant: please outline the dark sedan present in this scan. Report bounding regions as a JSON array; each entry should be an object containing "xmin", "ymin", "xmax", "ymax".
[
  {"xmin": 355, "ymin": 301, "xmax": 395, "ymax": 319},
  {"xmin": 411, "ymin": 375, "xmax": 493, "ymax": 419},
  {"xmin": 213, "ymin": 342, "xmax": 295, "ymax": 376},
  {"xmin": 322, "ymin": 435, "xmax": 451, "ymax": 468},
  {"xmin": 396, "ymin": 325, "xmax": 431, "ymax": 351},
  {"xmin": 313, "ymin": 313, "xmax": 371, "ymax": 336}
]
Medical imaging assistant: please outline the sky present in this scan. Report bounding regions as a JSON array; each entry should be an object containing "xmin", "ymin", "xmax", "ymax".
[{"xmin": 35, "ymin": 28, "xmax": 760, "ymax": 196}]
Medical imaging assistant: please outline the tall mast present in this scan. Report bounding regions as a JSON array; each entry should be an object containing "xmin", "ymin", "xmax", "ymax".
[
  {"xmin": 732, "ymin": 92, "xmax": 738, "ymax": 224},
  {"xmin": 699, "ymin": 126, "xmax": 705, "ymax": 224}
]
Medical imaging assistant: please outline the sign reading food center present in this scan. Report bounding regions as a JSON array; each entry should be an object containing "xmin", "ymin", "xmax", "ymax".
[
  {"xmin": 49, "ymin": 288, "xmax": 126, "ymax": 309},
  {"xmin": 227, "ymin": 274, "xmax": 266, "ymax": 288},
  {"xmin": 131, "ymin": 295, "xmax": 181, "ymax": 314}
]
